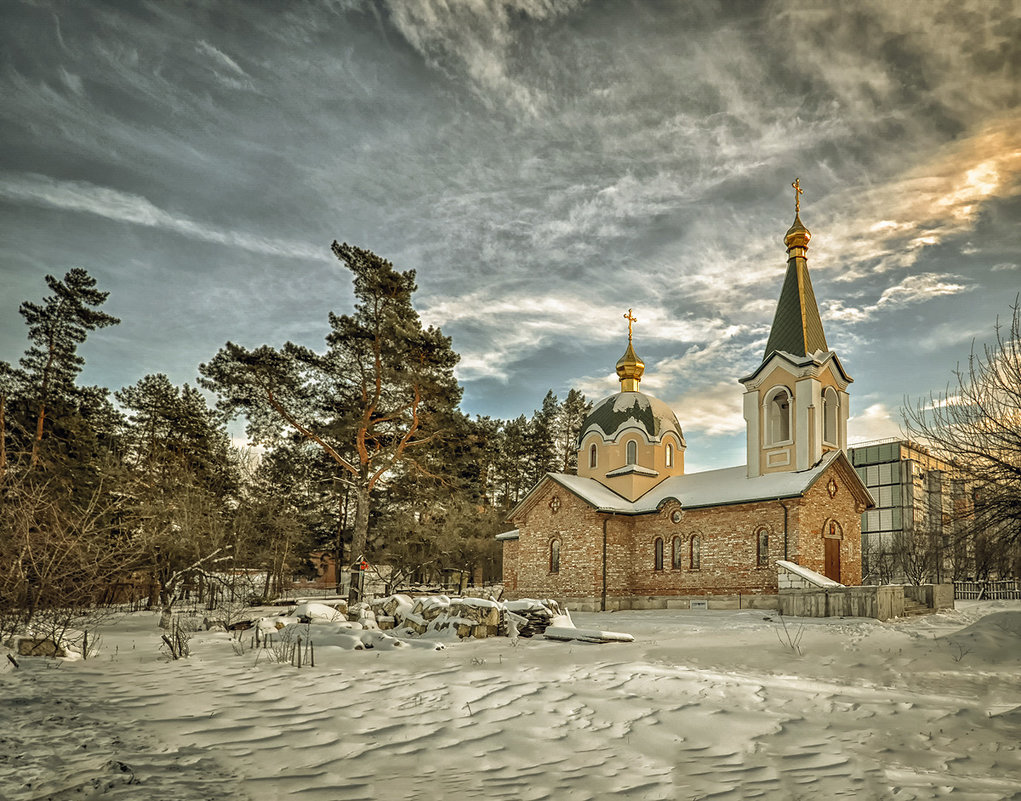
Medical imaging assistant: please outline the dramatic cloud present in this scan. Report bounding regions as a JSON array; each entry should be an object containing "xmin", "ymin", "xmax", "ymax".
[
  {"xmin": 0, "ymin": 172, "xmax": 324, "ymax": 260},
  {"xmin": 1, "ymin": 0, "xmax": 1017, "ymax": 466},
  {"xmin": 823, "ymin": 273, "xmax": 975, "ymax": 323}
]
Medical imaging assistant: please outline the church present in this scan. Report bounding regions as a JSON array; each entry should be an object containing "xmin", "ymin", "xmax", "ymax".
[{"xmin": 499, "ymin": 184, "xmax": 874, "ymax": 610}]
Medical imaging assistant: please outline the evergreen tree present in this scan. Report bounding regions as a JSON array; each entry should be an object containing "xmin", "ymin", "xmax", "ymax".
[
  {"xmin": 554, "ymin": 388, "xmax": 592, "ymax": 473},
  {"xmin": 15, "ymin": 269, "xmax": 119, "ymax": 468},
  {"xmin": 116, "ymin": 373, "xmax": 238, "ymax": 615},
  {"xmin": 200, "ymin": 243, "xmax": 461, "ymax": 597},
  {"xmin": 526, "ymin": 390, "xmax": 560, "ymax": 484}
]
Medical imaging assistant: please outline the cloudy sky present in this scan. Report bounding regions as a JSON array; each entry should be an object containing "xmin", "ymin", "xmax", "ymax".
[{"xmin": 1, "ymin": 0, "xmax": 1018, "ymax": 471}]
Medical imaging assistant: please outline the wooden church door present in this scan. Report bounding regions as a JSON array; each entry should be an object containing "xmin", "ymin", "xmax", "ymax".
[{"xmin": 824, "ymin": 536, "xmax": 841, "ymax": 583}]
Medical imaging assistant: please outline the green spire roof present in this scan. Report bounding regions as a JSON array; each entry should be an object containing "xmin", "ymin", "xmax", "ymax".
[{"xmin": 763, "ymin": 254, "xmax": 828, "ymax": 359}]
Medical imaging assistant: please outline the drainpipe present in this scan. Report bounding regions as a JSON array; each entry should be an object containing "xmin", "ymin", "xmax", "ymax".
[
  {"xmin": 601, "ymin": 516, "xmax": 608, "ymax": 612},
  {"xmin": 778, "ymin": 499, "xmax": 789, "ymax": 561}
]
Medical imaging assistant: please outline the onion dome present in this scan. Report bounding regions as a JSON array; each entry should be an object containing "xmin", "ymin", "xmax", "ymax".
[
  {"xmin": 616, "ymin": 341, "xmax": 645, "ymax": 392},
  {"xmin": 784, "ymin": 213, "xmax": 811, "ymax": 253},
  {"xmin": 616, "ymin": 308, "xmax": 645, "ymax": 392},
  {"xmin": 785, "ymin": 178, "xmax": 811, "ymax": 255}
]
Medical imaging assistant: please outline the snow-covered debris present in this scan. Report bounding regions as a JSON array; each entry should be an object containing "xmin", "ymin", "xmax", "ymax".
[
  {"xmin": 543, "ymin": 626, "xmax": 635, "ymax": 644},
  {"xmin": 361, "ymin": 594, "xmax": 572, "ymax": 640},
  {"xmin": 348, "ymin": 602, "xmax": 379, "ymax": 630},
  {"xmin": 292, "ymin": 602, "xmax": 347, "ymax": 623}
]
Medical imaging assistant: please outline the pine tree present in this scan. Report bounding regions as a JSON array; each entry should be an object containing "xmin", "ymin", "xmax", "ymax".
[
  {"xmin": 116, "ymin": 373, "xmax": 238, "ymax": 615},
  {"xmin": 526, "ymin": 390, "xmax": 560, "ymax": 485},
  {"xmin": 200, "ymin": 243, "xmax": 461, "ymax": 598},
  {"xmin": 16, "ymin": 269, "xmax": 119, "ymax": 468},
  {"xmin": 554, "ymin": 388, "xmax": 592, "ymax": 473}
]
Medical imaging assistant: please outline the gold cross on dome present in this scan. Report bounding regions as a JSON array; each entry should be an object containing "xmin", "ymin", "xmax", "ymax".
[
  {"xmin": 624, "ymin": 308, "xmax": 637, "ymax": 341},
  {"xmin": 792, "ymin": 178, "xmax": 804, "ymax": 213}
]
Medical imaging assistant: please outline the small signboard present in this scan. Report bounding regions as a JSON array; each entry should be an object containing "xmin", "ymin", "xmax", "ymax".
[{"xmin": 690, "ymin": 600, "xmax": 709, "ymax": 610}]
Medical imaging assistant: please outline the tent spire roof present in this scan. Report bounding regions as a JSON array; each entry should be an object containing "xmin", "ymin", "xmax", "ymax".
[{"xmin": 764, "ymin": 179, "xmax": 828, "ymax": 359}]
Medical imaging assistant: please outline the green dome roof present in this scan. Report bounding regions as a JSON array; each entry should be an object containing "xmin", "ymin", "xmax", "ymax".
[{"xmin": 580, "ymin": 391, "xmax": 685, "ymax": 446}]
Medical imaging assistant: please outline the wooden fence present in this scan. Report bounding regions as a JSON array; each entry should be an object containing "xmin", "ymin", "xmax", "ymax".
[{"xmin": 953, "ymin": 580, "xmax": 1021, "ymax": 600}]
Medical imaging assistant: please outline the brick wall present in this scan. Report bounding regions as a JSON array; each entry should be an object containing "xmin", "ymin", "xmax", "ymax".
[
  {"xmin": 790, "ymin": 469, "xmax": 863, "ymax": 585},
  {"xmin": 503, "ymin": 463, "xmax": 863, "ymax": 602}
]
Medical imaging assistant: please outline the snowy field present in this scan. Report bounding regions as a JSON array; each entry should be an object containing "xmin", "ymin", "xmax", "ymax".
[{"xmin": 2, "ymin": 601, "xmax": 1020, "ymax": 801}]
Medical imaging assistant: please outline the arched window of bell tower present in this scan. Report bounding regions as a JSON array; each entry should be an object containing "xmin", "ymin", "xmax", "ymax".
[
  {"xmin": 626, "ymin": 439, "xmax": 637, "ymax": 465},
  {"xmin": 765, "ymin": 387, "xmax": 792, "ymax": 445},
  {"xmin": 589, "ymin": 443, "xmax": 598, "ymax": 468},
  {"xmin": 665, "ymin": 442, "xmax": 674, "ymax": 468},
  {"xmin": 823, "ymin": 387, "xmax": 838, "ymax": 446}
]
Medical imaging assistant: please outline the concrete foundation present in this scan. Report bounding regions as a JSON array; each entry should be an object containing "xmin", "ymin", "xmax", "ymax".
[
  {"xmin": 563, "ymin": 594, "xmax": 780, "ymax": 613},
  {"xmin": 779, "ymin": 583, "xmax": 954, "ymax": 621}
]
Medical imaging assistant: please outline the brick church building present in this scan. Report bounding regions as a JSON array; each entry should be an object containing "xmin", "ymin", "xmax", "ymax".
[{"xmin": 499, "ymin": 189, "xmax": 874, "ymax": 609}]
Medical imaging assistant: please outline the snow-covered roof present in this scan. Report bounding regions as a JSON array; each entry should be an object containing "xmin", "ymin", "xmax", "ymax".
[
  {"xmin": 495, "ymin": 529, "xmax": 520, "ymax": 541},
  {"xmin": 635, "ymin": 451, "xmax": 845, "ymax": 512},
  {"xmin": 739, "ymin": 348, "xmax": 852, "ymax": 386},
  {"xmin": 579, "ymin": 391, "xmax": 686, "ymax": 446},
  {"xmin": 515, "ymin": 450, "xmax": 864, "ymax": 517}
]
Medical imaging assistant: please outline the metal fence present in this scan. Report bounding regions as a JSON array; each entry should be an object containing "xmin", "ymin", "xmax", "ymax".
[{"xmin": 953, "ymin": 580, "xmax": 1021, "ymax": 600}]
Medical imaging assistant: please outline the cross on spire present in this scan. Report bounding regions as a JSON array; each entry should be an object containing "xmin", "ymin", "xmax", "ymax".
[
  {"xmin": 624, "ymin": 308, "xmax": 637, "ymax": 342},
  {"xmin": 792, "ymin": 178, "xmax": 803, "ymax": 213}
]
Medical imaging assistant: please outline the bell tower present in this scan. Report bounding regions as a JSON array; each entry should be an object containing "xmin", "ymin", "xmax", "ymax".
[{"xmin": 740, "ymin": 180, "xmax": 851, "ymax": 477}]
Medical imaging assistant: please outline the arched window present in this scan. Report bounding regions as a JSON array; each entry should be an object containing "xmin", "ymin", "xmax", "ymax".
[
  {"xmin": 654, "ymin": 537, "xmax": 664, "ymax": 571},
  {"xmin": 665, "ymin": 442, "xmax": 674, "ymax": 468},
  {"xmin": 756, "ymin": 528, "xmax": 769, "ymax": 567},
  {"xmin": 589, "ymin": 443, "xmax": 598, "ymax": 468},
  {"xmin": 690, "ymin": 535, "xmax": 701, "ymax": 570},
  {"xmin": 672, "ymin": 536, "xmax": 683, "ymax": 569},
  {"xmin": 549, "ymin": 540, "xmax": 560, "ymax": 573},
  {"xmin": 823, "ymin": 387, "xmax": 838, "ymax": 445},
  {"xmin": 626, "ymin": 440, "xmax": 637, "ymax": 465},
  {"xmin": 767, "ymin": 388, "xmax": 792, "ymax": 444}
]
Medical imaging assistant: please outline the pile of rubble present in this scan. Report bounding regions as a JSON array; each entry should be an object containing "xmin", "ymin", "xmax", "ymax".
[
  {"xmin": 243, "ymin": 594, "xmax": 632, "ymax": 644},
  {"xmin": 369, "ymin": 594, "xmax": 566, "ymax": 640}
]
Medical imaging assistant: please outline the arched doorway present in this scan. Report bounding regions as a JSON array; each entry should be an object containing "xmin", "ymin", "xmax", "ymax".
[{"xmin": 823, "ymin": 520, "xmax": 842, "ymax": 583}]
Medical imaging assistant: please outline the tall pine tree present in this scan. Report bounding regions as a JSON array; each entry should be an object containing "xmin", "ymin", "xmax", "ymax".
[{"xmin": 200, "ymin": 243, "xmax": 461, "ymax": 596}]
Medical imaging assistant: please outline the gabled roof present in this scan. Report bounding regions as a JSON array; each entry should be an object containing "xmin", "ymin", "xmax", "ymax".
[
  {"xmin": 739, "ymin": 348, "xmax": 852, "ymax": 386},
  {"xmin": 506, "ymin": 449, "xmax": 874, "ymax": 520},
  {"xmin": 763, "ymin": 254, "xmax": 828, "ymax": 361}
]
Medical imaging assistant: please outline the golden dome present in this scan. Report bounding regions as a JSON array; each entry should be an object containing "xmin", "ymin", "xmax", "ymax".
[
  {"xmin": 616, "ymin": 341, "xmax": 645, "ymax": 392},
  {"xmin": 616, "ymin": 309, "xmax": 645, "ymax": 391},
  {"xmin": 784, "ymin": 213, "xmax": 811, "ymax": 252}
]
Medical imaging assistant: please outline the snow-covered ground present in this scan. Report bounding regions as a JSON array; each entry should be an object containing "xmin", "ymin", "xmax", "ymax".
[{"xmin": 2, "ymin": 601, "xmax": 1019, "ymax": 800}]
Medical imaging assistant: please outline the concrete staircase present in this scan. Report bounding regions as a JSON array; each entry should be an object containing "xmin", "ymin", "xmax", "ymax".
[{"xmin": 900, "ymin": 599, "xmax": 933, "ymax": 618}]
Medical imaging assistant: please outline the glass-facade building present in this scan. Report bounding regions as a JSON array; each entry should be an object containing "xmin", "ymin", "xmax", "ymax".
[{"xmin": 849, "ymin": 439, "xmax": 964, "ymax": 583}]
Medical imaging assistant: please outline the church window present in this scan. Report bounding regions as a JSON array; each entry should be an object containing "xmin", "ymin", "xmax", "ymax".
[
  {"xmin": 549, "ymin": 540, "xmax": 560, "ymax": 573},
  {"xmin": 654, "ymin": 537, "xmax": 664, "ymax": 571},
  {"xmin": 672, "ymin": 536, "xmax": 683, "ymax": 569},
  {"xmin": 690, "ymin": 536, "xmax": 701, "ymax": 570},
  {"xmin": 626, "ymin": 440, "xmax": 637, "ymax": 465},
  {"xmin": 665, "ymin": 442, "xmax": 674, "ymax": 468},
  {"xmin": 756, "ymin": 528, "xmax": 769, "ymax": 567},
  {"xmin": 823, "ymin": 387, "xmax": 838, "ymax": 445},
  {"xmin": 589, "ymin": 444, "xmax": 598, "ymax": 468},
  {"xmin": 766, "ymin": 388, "xmax": 792, "ymax": 444}
]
